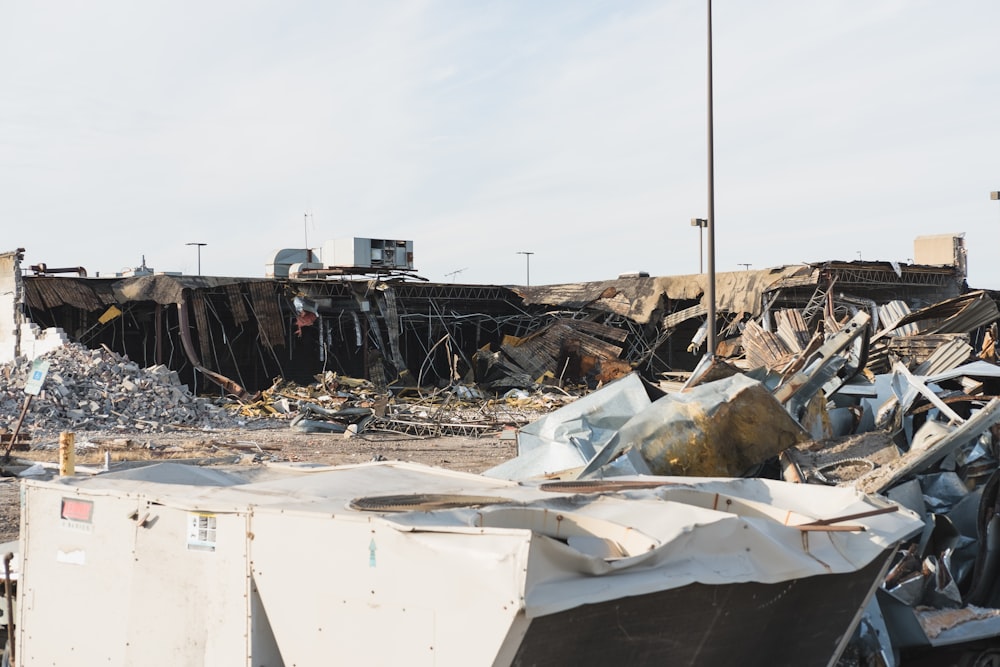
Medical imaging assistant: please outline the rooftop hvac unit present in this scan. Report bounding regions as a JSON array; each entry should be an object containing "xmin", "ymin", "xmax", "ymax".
[
  {"xmin": 265, "ymin": 248, "xmax": 319, "ymax": 278},
  {"xmin": 322, "ymin": 238, "xmax": 414, "ymax": 271}
]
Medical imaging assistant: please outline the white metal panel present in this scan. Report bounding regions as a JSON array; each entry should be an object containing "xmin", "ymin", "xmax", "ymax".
[
  {"xmin": 18, "ymin": 482, "xmax": 260, "ymax": 667},
  {"xmin": 123, "ymin": 505, "xmax": 252, "ymax": 667},
  {"xmin": 18, "ymin": 485, "xmax": 142, "ymax": 666},
  {"xmin": 249, "ymin": 509, "xmax": 530, "ymax": 666}
]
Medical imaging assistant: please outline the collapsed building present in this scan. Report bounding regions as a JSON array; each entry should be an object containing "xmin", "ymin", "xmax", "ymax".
[
  {"xmin": 5, "ymin": 232, "xmax": 1000, "ymax": 663},
  {"xmin": 0, "ymin": 233, "xmax": 981, "ymax": 402}
]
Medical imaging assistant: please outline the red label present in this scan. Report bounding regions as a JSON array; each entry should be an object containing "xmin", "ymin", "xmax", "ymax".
[{"xmin": 60, "ymin": 498, "xmax": 94, "ymax": 523}]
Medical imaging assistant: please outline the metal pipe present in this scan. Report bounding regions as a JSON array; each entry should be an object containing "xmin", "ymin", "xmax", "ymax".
[
  {"xmin": 3, "ymin": 551, "xmax": 14, "ymax": 666},
  {"xmin": 175, "ymin": 298, "xmax": 254, "ymax": 402},
  {"xmin": 706, "ymin": 0, "xmax": 717, "ymax": 356},
  {"xmin": 29, "ymin": 263, "xmax": 88, "ymax": 277},
  {"xmin": 3, "ymin": 396, "xmax": 33, "ymax": 463}
]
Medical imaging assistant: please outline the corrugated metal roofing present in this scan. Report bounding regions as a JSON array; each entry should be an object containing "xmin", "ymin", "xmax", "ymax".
[{"xmin": 24, "ymin": 277, "xmax": 106, "ymax": 311}]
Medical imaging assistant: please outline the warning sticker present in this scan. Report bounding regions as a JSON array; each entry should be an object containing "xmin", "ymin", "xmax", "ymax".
[{"xmin": 186, "ymin": 513, "xmax": 217, "ymax": 552}]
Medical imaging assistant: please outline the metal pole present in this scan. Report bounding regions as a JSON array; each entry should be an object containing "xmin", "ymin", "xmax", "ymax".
[
  {"xmin": 706, "ymin": 0, "xmax": 717, "ymax": 355},
  {"xmin": 699, "ymin": 227, "xmax": 704, "ymax": 273},
  {"xmin": 517, "ymin": 251, "xmax": 534, "ymax": 286},
  {"xmin": 3, "ymin": 552, "xmax": 14, "ymax": 666},
  {"xmin": 186, "ymin": 242, "xmax": 207, "ymax": 276}
]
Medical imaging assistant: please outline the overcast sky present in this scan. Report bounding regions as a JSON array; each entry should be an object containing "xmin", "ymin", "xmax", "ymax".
[{"xmin": 2, "ymin": 1, "xmax": 998, "ymax": 287}]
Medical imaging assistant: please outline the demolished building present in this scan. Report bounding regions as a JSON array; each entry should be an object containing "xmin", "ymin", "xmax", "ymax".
[
  {"xmin": 6, "ymin": 232, "xmax": 1000, "ymax": 663},
  {"xmin": 1, "ymin": 233, "xmax": 982, "ymax": 402}
]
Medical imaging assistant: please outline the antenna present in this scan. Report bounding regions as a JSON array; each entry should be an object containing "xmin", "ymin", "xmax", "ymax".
[
  {"xmin": 304, "ymin": 212, "xmax": 309, "ymax": 252},
  {"xmin": 445, "ymin": 268, "xmax": 467, "ymax": 282}
]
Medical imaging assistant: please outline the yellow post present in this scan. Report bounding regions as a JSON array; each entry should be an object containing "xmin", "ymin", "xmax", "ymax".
[{"xmin": 59, "ymin": 431, "xmax": 75, "ymax": 476}]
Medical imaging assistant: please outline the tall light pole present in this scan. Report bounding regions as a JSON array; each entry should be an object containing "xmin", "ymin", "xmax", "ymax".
[
  {"xmin": 186, "ymin": 242, "xmax": 206, "ymax": 276},
  {"xmin": 705, "ymin": 0, "xmax": 718, "ymax": 355},
  {"xmin": 516, "ymin": 251, "xmax": 534, "ymax": 286},
  {"xmin": 690, "ymin": 218, "xmax": 707, "ymax": 273}
]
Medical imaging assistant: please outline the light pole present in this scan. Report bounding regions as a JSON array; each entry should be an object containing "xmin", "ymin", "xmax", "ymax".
[
  {"xmin": 705, "ymin": 0, "xmax": 718, "ymax": 355},
  {"xmin": 186, "ymin": 242, "xmax": 206, "ymax": 276},
  {"xmin": 738, "ymin": 263, "xmax": 752, "ymax": 271},
  {"xmin": 690, "ymin": 218, "xmax": 707, "ymax": 273},
  {"xmin": 516, "ymin": 251, "xmax": 534, "ymax": 285}
]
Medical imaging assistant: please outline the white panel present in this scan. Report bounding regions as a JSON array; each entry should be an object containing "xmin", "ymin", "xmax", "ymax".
[
  {"xmin": 249, "ymin": 510, "xmax": 527, "ymax": 667},
  {"xmin": 124, "ymin": 507, "xmax": 251, "ymax": 667},
  {"xmin": 19, "ymin": 486, "xmax": 141, "ymax": 665}
]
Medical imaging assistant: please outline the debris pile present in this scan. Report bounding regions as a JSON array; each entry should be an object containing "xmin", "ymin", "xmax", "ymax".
[
  {"xmin": 0, "ymin": 343, "xmax": 246, "ymax": 433},
  {"xmin": 227, "ymin": 371, "xmax": 580, "ymax": 438},
  {"xmin": 488, "ymin": 287, "xmax": 1000, "ymax": 664}
]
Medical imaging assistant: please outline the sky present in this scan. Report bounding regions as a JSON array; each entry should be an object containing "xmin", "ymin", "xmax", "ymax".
[{"xmin": 2, "ymin": 1, "xmax": 999, "ymax": 287}]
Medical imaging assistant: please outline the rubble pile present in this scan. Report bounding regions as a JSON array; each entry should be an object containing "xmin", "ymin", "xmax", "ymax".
[
  {"xmin": 0, "ymin": 343, "xmax": 247, "ymax": 433},
  {"xmin": 490, "ymin": 289, "xmax": 1000, "ymax": 663},
  {"xmin": 227, "ymin": 371, "xmax": 581, "ymax": 437}
]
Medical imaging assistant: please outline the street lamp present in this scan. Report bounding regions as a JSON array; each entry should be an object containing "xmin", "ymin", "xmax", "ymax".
[
  {"xmin": 690, "ymin": 218, "xmax": 707, "ymax": 273},
  {"xmin": 516, "ymin": 251, "xmax": 534, "ymax": 286},
  {"xmin": 705, "ymin": 0, "xmax": 718, "ymax": 355},
  {"xmin": 186, "ymin": 242, "xmax": 207, "ymax": 276}
]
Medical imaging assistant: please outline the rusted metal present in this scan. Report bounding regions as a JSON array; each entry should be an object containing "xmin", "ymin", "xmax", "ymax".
[
  {"xmin": 539, "ymin": 480, "xmax": 675, "ymax": 493},
  {"xmin": 175, "ymin": 298, "xmax": 256, "ymax": 403},
  {"xmin": 3, "ymin": 394, "xmax": 33, "ymax": 462},
  {"xmin": 29, "ymin": 263, "xmax": 88, "ymax": 277},
  {"xmin": 59, "ymin": 431, "xmax": 75, "ymax": 476},
  {"xmin": 3, "ymin": 551, "xmax": 14, "ymax": 666}
]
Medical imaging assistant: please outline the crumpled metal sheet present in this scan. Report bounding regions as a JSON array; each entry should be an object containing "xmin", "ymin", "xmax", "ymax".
[
  {"xmin": 858, "ymin": 398, "xmax": 1000, "ymax": 495},
  {"xmin": 581, "ymin": 373, "xmax": 809, "ymax": 478},
  {"xmin": 483, "ymin": 373, "xmax": 658, "ymax": 480},
  {"xmin": 880, "ymin": 290, "xmax": 999, "ymax": 338}
]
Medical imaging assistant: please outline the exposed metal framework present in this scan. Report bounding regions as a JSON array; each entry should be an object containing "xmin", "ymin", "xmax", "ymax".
[{"xmin": 824, "ymin": 267, "xmax": 957, "ymax": 288}]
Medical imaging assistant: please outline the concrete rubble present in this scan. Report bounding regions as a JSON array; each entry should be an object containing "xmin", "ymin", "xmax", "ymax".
[{"xmin": 0, "ymin": 342, "xmax": 246, "ymax": 435}]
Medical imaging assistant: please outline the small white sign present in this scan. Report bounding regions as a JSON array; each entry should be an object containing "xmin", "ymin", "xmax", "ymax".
[
  {"xmin": 56, "ymin": 549, "xmax": 86, "ymax": 566},
  {"xmin": 24, "ymin": 359, "xmax": 50, "ymax": 396},
  {"xmin": 186, "ymin": 512, "xmax": 218, "ymax": 552}
]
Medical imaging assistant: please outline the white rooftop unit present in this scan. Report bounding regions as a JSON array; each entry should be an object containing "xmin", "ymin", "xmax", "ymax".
[
  {"xmin": 14, "ymin": 461, "xmax": 920, "ymax": 666},
  {"xmin": 265, "ymin": 248, "xmax": 320, "ymax": 278},
  {"xmin": 322, "ymin": 238, "xmax": 414, "ymax": 271}
]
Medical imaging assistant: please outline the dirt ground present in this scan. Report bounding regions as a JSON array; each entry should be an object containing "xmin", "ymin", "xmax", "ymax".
[{"xmin": 0, "ymin": 422, "xmax": 518, "ymax": 544}]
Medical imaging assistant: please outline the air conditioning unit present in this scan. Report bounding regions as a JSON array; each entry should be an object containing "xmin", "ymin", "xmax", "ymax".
[
  {"xmin": 322, "ymin": 238, "xmax": 414, "ymax": 270},
  {"xmin": 266, "ymin": 249, "xmax": 320, "ymax": 278}
]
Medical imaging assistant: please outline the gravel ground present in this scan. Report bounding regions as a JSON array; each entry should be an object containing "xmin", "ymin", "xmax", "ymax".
[{"xmin": 0, "ymin": 423, "xmax": 518, "ymax": 544}]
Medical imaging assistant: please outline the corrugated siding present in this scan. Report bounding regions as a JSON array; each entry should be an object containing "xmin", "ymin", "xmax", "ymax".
[
  {"xmin": 248, "ymin": 282, "xmax": 285, "ymax": 350},
  {"xmin": 24, "ymin": 278, "xmax": 105, "ymax": 311}
]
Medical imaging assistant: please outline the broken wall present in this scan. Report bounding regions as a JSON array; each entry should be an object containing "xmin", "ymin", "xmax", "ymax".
[
  {"xmin": 0, "ymin": 249, "xmax": 70, "ymax": 364},
  {"xmin": 0, "ymin": 250, "xmax": 20, "ymax": 363}
]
